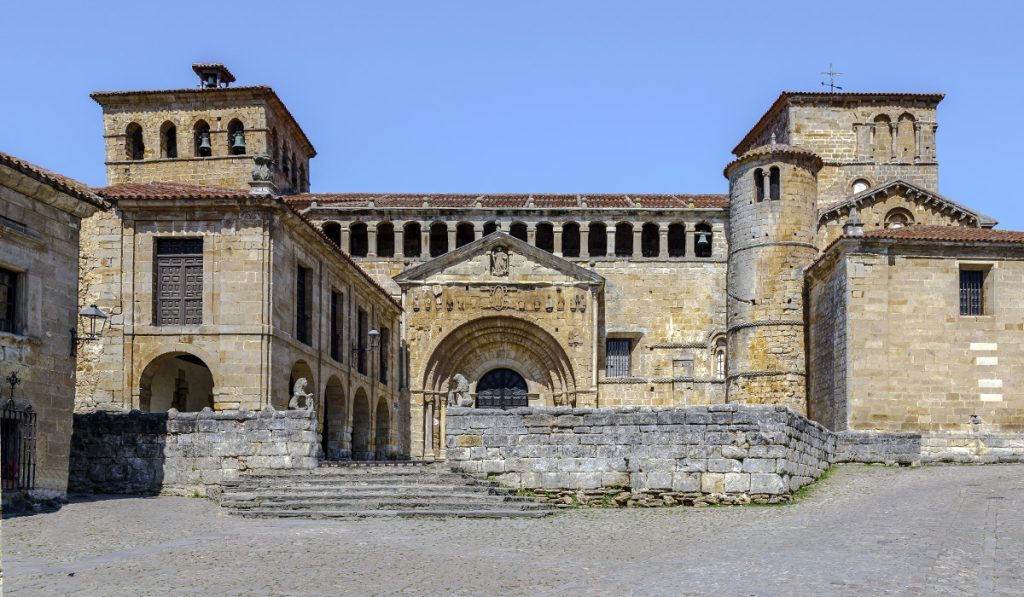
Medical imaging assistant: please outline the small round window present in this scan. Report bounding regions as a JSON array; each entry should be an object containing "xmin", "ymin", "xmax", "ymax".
[{"xmin": 851, "ymin": 179, "xmax": 870, "ymax": 194}]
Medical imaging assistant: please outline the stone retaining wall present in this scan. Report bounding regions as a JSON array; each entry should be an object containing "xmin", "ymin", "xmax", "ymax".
[
  {"xmin": 834, "ymin": 431, "xmax": 922, "ymax": 466},
  {"xmin": 920, "ymin": 433, "xmax": 1024, "ymax": 464},
  {"xmin": 69, "ymin": 407, "xmax": 318, "ymax": 497},
  {"xmin": 445, "ymin": 405, "xmax": 835, "ymax": 505}
]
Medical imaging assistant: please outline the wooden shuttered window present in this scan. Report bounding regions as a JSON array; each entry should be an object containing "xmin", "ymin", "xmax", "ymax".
[
  {"xmin": 606, "ymin": 339, "xmax": 632, "ymax": 378},
  {"xmin": 959, "ymin": 269, "xmax": 984, "ymax": 316},
  {"xmin": 296, "ymin": 266, "xmax": 313, "ymax": 345},
  {"xmin": 155, "ymin": 239, "xmax": 203, "ymax": 326}
]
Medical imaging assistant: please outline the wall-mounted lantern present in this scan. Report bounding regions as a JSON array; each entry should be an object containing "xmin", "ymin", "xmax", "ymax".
[{"xmin": 71, "ymin": 304, "xmax": 107, "ymax": 357}]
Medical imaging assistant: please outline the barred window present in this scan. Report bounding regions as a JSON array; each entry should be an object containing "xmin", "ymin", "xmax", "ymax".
[
  {"xmin": 0, "ymin": 267, "xmax": 18, "ymax": 334},
  {"xmin": 606, "ymin": 339, "xmax": 632, "ymax": 378},
  {"xmin": 155, "ymin": 239, "xmax": 203, "ymax": 326},
  {"xmin": 959, "ymin": 269, "xmax": 985, "ymax": 316}
]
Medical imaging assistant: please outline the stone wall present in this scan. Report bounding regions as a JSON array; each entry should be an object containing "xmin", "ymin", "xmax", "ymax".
[
  {"xmin": 446, "ymin": 405, "xmax": 834, "ymax": 505},
  {"xmin": 834, "ymin": 431, "xmax": 921, "ymax": 465},
  {"xmin": 68, "ymin": 408, "xmax": 317, "ymax": 497}
]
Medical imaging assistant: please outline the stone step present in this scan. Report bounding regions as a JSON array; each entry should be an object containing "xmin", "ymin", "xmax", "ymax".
[
  {"xmin": 222, "ymin": 486, "xmax": 513, "ymax": 500},
  {"xmin": 227, "ymin": 473, "xmax": 484, "ymax": 486},
  {"xmin": 230, "ymin": 508, "xmax": 552, "ymax": 519},
  {"xmin": 225, "ymin": 498, "xmax": 547, "ymax": 511}
]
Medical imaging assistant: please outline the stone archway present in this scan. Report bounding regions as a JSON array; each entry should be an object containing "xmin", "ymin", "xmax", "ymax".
[
  {"xmin": 422, "ymin": 316, "xmax": 577, "ymax": 406},
  {"xmin": 321, "ymin": 376, "xmax": 347, "ymax": 459},
  {"xmin": 351, "ymin": 388, "xmax": 372, "ymax": 460},
  {"xmin": 287, "ymin": 360, "xmax": 315, "ymax": 409},
  {"xmin": 139, "ymin": 352, "xmax": 215, "ymax": 412},
  {"xmin": 374, "ymin": 398, "xmax": 391, "ymax": 460}
]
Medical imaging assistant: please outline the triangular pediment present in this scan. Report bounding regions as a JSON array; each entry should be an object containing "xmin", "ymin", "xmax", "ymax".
[
  {"xmin": 819, "ymin": 179, "xmax": 997, "ymax": 228},
  {"xmin": 394, "ymin": 232, "xmax": 604, "ymax": 287}
]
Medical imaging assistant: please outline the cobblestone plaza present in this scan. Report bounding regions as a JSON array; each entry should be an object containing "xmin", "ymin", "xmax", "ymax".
[{"xmin": 4, "ymin": 464, "xmax": 1023, "ymax": 595}]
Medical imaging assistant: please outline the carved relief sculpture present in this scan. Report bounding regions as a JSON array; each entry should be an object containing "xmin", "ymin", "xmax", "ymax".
[
  {"xmin": 288, "ymin": 377, "xmax": 315, "ymax": 410},
  {"xmin": 446, "ymin": 373, "xmax": 473, "ymax": 407},
  {"xmin": 491, "ymin": 246, "xmax": 509, "ymax": 276}
]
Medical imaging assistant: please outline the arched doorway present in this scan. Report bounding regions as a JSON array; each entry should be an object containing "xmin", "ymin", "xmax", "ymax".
[
  {"xmin": 374, "ymin": 398, "xmax": 391, "ymax": 460},
  {"xmin": 139, "ymin": 352, "xmax": 214, "ymax": 412},
  {"xmin": 476, "ymin": 368, "xmax": 529, "ymax": 409},
  {"xmin": 322, "ymin": 376, "xmax": 347, "ymax": 459},
  {"xmin": 351, "ymin": 388, "xmax": 372, "ymax": 460}
]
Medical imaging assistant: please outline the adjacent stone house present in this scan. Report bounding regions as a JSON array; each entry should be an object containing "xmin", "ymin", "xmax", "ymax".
[{"xmin": 0, "ymin": 151, "xmax": 104, "ymax": 504}]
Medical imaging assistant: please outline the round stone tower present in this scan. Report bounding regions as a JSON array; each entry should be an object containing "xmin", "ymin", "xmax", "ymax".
[{"xmin": 723, "ymin": 139, "xmax": 823, "ymax": 414}]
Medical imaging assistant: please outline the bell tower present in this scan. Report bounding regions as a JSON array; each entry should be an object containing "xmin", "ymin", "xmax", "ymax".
[
  {"xmin": 91, "ymin": 64, "xmax": 315, "ymax": 194},
  {"xmin": 724, "ymin": 138, "xmax": 822, "ymax": 413}
]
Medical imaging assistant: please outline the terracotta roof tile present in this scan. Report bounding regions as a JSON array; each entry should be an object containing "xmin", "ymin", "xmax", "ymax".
[
  {"xmin": 286, "ymin": 193, "xmax": 729, "ymax": 210},
  {"xmin": 723, "ymin": 142, "xmax": 823, "ymax": 178},
  {"xmin": 99, "ymin": 183, "xmax": 251, "ymax": 200},
  {"xmin": 0, "ymin": 150, "xmax": 106, "ymax": 208},
  {"xmin": 859, "ymin": 225, "xmax": 1024, "ymax": 244}
]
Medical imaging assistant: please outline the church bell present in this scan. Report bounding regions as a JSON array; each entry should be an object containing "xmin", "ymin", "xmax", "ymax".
[
  {"xmin": 197, "ymin": 131, "xmax": 212, "ymax": 156},
  {"xmin": 696, "ymin": 232, "xmax": 710, "ymax": 247},
  {"xmin": 231, "ymin": 130, "xmax": 246, "ymax": 154}
]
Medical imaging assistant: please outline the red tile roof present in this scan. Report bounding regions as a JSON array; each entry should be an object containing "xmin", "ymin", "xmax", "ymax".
[
  {"xmin": 0, "ymin": 150, "xmax": 106, "ymax": 208},
  {"xmin": 723, "ymin": 142, "xmax": 823, "ymax": 178},
  {"xmin": 859, "ymin": 225, "xmax": 1024, "ymax": 244},
  {"xmin": 285, "ymin": 193, "xmax": 729, "ymax": 210},
  {"xmin": 99, "ymin": 183, "xmax": 252, "ymax": 200}
]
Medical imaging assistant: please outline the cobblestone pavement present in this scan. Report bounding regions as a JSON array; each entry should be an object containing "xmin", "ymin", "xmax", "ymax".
[{"xmin": 4, "ymin": 464, "xmax": 1023, "ymax": 596}]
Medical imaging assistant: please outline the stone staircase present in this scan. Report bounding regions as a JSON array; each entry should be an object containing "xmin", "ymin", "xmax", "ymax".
[{"xmin": 219, "ymin": 460, "xmax": 552, "ymax": 519}]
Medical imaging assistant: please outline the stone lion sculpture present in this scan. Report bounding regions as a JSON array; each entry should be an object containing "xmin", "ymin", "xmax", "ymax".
[
  {"xmin": 446, "ymin": 373, "xmax": 473, "ymax": 407},
  {"xmin": 289, "ymin": 377, "xmax": 315, "ymax": 410}
]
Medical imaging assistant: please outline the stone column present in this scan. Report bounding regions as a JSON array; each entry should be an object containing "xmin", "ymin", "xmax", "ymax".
[
  {"xmin": 473, "ymin": 222, "xmax": 484, "ymax": 241},
  {"xmin": 889, "ymin": 122, "xmax": 898, "ymax": 162},
  {"xmin": 606, "ymin": 221, "xmax": 617, "ymax": 257},
  {"xmin": 446, "ymin": 224, "xmax": 456, "ymax": 253},
  {"xmin": 580, "ymin": 226, "xmax": 590, "ymax": 257},
  {"xmin": 421, "ymin": 222, "xmax": 431, "ymax": 257},
  {"xmin": 659, "ymin": 225, "xmax": 669, "ymax": 258},
  {"xmin": 526, "ymin": 223, "xmax": 537, "ymax": 246},
  {"xmin": 685, "ymin": 224, "xmax": 696, "ymax": 258},
  {"xmin": 553, "ymin": 223, "xmax": 563, "ymax": 256},
  {"xmin": 340, "ymin": 224, "xmax": 351, "ymax": 254},
  {"xmin": 632, "ymin": 225, "xmax": 642, "ymax": 258},
  {"xmin": 367, "ymin": 223, "xmax": 378, "ymax": 258},
  {"xmin": 913, "ymin": 121, "xmax": 923, "ymax": 163},
  {"xmin": 762, "ymin": 170, "xmax": 772, "ymax": 201},
  {"xmin": 394, "ymin": 222, "xmax": 405, "ymax": 257}
]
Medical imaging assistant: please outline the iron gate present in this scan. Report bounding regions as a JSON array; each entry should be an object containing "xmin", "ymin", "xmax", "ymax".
[
  {"xmin": 476, "ymin": 388, "xmax": 529, "ymax": 409},
  {"xmin": 1, "ymin": 399, "xmax": 36, "ymax": 491}
]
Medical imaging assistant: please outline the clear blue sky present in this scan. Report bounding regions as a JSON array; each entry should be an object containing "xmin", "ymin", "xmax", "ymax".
[{"xmin": 3, "ymin": 1, "xmax": 1021, "ymax": 228}]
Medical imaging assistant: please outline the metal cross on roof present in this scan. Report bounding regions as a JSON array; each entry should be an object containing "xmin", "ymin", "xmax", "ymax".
[{"xmin": 820, "ymin": 64, "xmax": 844, "ymax": 92}]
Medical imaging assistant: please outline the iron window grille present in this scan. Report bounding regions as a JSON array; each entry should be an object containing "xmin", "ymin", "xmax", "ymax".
[
  {"xmin": 1, "ymin": 399, "xmax": 36, "ymax": 492},
  {"xmin": 959, "ymin": 269, "xmax": 984, "ymax": 316},
  {"xmin": 606, "ymin": 339, "xmax": 632, "ymax": 378}
]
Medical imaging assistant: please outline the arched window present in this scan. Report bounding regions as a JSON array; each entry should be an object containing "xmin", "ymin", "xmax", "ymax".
[
  {"xmin": 562, "ymin": 222, "xmax": 580, "ymax": 257},
  {"xmin": 322, "ymin": 222, "xmax": 341, "ymax": 246},
  {"xmin": 754, "ymin": 168, "xmax": 765, "ymax": 202},
  {"xmin": 614, "ymin": 223, "xmax": 633, "ymax": 257},
  {"xmin": 290, "ymin": 153, "xmax": 298, "ymax": 189},
  {"xmin": 714, "ymin": 338, "xmax": 727, "ymax": 381},
  {"xmin": 873, "ymin": 114, "xmax": 891, "ymax": 162},
  {"xmin": 588, "ymin": 222, "xmax": 607, "ymax": 257},
  {"xmin": 483, "ymin": 221, "xmax": 498, "ymax": 237},
  {"xmin": 194, "ymin": 120, "xmax": 211, "ymax": 157},
  {"xmin": 769, "ymin": 166, "xmax": 781, "ymax": 200},
  {"xmin": 349, "ymin": 223, "xmax": 368, "ymax": 257},
  {"xmin": 125, "ymin": 122, "xmax": 145, "ymax": 160},
  {"xmin": 851, "ymin": 178, "xmax": 871, "ymax": 194},
  {"xmin": 641, "ymin": 223, "xmax": 659, "ymax": 257},
  {"xmin": 536, "ymin": 223, "xmax": 554, "ymax": 252},
  {"xmin": 695, "ymin": 223, "xmax": 713, "ymax": 258},
  {"xmin": 159, "ymin": 121, "xmax": 177, "ymax": 159},
  {"xmin": 377, "ymin": 222, "xmax": 395, "ymax": 257},
  {"xmin": 897, "ymin": 113, "xmax": 916, "ymax": 161},
  {"xmin": 456, "ymin": 222, "xmax": 475, "ymax": 248},
  {"xmin": 403, "ymin": 222, "xmax": 422, "ymax": 257},
  {"xmin": 227, "ymin": 119, "xmax": 246, "ymax": 155},
  {"xmin": 510, "ymin": 222, "xmax": 528, "ymax": 242},
  {"xmin": 884, "ymin": 208, "xmax": 915, "ymax": 229},
  {"xmin": 429, "ymin": 222, "xmax": 448, "ymax": 257},
  {"xmin": 667, "ymin": 223, "xmax": 685, "ymax": 257}
]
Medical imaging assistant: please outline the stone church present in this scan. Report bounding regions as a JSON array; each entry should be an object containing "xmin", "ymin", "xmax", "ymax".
[{"xmin": 72, "ymin": 64, "xmax": 1022, "ymax": 467}]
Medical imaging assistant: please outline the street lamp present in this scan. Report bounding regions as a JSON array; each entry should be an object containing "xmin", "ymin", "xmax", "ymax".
[{"xmin": 71, "ymin": 304, "xmax": 107, "ymax": 356}]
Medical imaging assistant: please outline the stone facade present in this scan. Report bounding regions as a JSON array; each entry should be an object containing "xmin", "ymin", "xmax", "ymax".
[
  {"xmin": 68, "ymin": 408, "xmax": 318, "ymax": 497},
  {"xmin": 0, "ymin": 152, "xmax": 103, "ymax": 504},
  {"xmin": 807, "ymin": 235, "xmax": 1024, "ymax": 449},
  {"xmin": 445, "ymin": 405, "xmax": 835, "ymax": 505}
]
